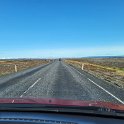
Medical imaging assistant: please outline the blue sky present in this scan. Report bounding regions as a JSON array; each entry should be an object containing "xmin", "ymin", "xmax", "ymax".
[{"xmin": 0, "ymin": 0, "xmax": 124, "ymax": 58}]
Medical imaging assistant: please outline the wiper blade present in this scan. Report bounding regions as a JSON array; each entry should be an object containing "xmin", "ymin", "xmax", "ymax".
[{"xmin": 0, "ymin": 103, "xmax": 123, "ymax": 117}]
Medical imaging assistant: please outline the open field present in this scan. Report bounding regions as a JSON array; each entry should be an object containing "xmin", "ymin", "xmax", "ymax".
[
  {"xmin": 0, "ymin": 59, "xmax": 50, "ymax": 76},
  {"xmin": 65, "ymin": 58, "xmax": 124, "ymax": 88}
]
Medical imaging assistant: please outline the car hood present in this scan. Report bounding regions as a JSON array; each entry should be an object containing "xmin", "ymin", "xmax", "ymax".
[{"xmin": 0, "ymin": 98, "xmax": 124, "ymax": 111}]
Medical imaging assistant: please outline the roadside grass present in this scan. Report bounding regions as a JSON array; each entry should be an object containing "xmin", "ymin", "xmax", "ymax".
[
  {"xmin": 65, "ymin": 59, "xmax": 124, "ymax": 88},
  {"xmin": 0, "ymin": 72, "xmax": 10, "ymax": 77},
  {"xmin": 0, "ymin": 59, "xmax": 49, "ymax": 77}
]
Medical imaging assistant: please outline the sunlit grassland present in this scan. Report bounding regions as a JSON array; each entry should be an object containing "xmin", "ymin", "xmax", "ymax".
[
  {"xmin": 0, "ymin": 59, "xmax": 49, "ymax": 77},
  {"xmin": 65, "ymin": 58, "xmax": 124, "ymax": 88}
]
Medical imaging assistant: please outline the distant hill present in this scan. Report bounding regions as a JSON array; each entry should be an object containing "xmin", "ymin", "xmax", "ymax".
[{"xmin": 83, "ymin": 56, "xmax": 124, "ymax": 58}]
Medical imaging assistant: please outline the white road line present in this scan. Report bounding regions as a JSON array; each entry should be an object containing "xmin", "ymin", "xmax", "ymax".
[
  {"xmin": 12, "ymin": 100, "xmax": 15, "ymax": 103},
  {"xmin": 20, "ymin": 94, "xmax": 23, "ymax": 98},
  {"xmin": 68, "ymin": 64, "xmax": 124, "ymax": 104},
  {"xmin": 20, "ymin": 78, "xmax": 41, "ymax": 98},
  {"xmin": 88, "ymin": 78, "xmax": 124, "ymax": 104},
  {"xmin": 68, "ymin": 65, "xmax": 85, "ymax": 76}
]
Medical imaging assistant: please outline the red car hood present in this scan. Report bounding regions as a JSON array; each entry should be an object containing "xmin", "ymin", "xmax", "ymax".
[{"xmin": 0, "ymin": 98, "xmax": 124, "ymax": 111}]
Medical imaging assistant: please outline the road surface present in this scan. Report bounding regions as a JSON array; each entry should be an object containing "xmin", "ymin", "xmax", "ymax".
[{"xmin": 0, "ymin": 60, "xmax": 124, "ymax": 104}]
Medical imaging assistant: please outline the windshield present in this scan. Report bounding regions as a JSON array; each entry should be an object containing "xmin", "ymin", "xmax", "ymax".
[{"xmin": 0, "ymin": 0, "xmax": 124, "ymax": 112}]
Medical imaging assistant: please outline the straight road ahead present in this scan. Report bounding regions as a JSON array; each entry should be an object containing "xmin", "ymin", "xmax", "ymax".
[{"xmin": 0, "ymin": 60, "xmax": 124, "ymax": 104}]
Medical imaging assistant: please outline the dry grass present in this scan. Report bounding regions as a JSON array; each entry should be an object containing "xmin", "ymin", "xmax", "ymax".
[
  {"xmin": 73, "ymin": 58, "xmax": 124, "ymax": 69},
  {"xmin": 65, "ymin": 58, "xmax": 124, "ymax": 88},
  {"xmin": 0, "ymin": 59, "xmax": 49, "ymax": 76}
]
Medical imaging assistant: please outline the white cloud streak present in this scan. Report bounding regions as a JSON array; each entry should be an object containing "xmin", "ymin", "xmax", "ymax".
[{"xmin": 0, "ymin": 46, "xmax": 124, "ymax": 58}]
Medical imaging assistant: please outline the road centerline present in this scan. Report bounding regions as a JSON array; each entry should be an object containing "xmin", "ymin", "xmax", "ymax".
[{"xmin": 20, "ymin": 78, "xmax": 41, "ymax": 98}]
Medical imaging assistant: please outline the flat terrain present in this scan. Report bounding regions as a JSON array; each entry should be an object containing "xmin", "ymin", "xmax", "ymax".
[
  {"xmin": 0, "ymin": 59, "xmax": 49, "ymax": 76},
  {"xmin": 0, "ymin": 60, "xmax": 123, "ymax": 105},
  {"xmin": 65, "ymin": 58, "xmax": 124, "ymax": 88}
]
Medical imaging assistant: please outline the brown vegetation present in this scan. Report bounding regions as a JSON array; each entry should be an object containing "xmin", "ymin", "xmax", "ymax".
[
  {"xmin": 65, "ymin": 58, "xmax": 124, "ymax": 88},
  {"xmin": 0, "ymin": 59, "xmax": 49, "ymax": 76}
]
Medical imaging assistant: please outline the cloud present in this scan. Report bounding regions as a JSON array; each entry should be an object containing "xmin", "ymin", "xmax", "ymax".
[{"xmin": 0, "ymin": 46, "xmax": 124, "ymax": 58}]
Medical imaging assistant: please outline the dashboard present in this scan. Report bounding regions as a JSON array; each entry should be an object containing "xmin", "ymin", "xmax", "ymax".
[{"xmin": 0, "ymin": 112, "xmax": 123, "ymax": 124}]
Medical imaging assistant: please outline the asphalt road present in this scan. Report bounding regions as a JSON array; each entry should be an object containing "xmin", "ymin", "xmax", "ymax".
[{"xmin": 0, "ymin": 60, "xmax": 124, "ymax": 104}]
